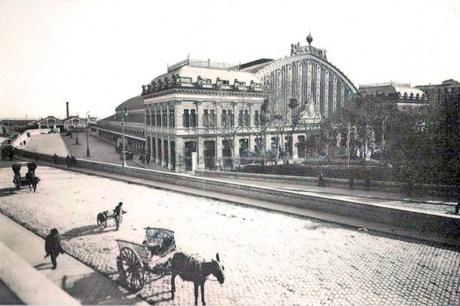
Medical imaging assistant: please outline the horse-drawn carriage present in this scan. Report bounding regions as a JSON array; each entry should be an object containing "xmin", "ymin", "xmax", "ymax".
[
  {"xmin": 11, "ymin": 161, "xmax": 39, "ymax": 191},
  {"xmin": 116, "ymin": 227, "xmax": 176, "ymax": 292},
  {"xmin": 115, "ymin": 227, "xmax": 225, "ymax": 305}
]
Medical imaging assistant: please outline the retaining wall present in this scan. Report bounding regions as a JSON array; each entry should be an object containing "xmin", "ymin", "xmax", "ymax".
[
  {"xmin": 195, "ymin": 170, "xmax": 459, "ymax": 199},
  {"xmin": 15, "ymin": 149, "xmax": 460, "ymax": 242}
]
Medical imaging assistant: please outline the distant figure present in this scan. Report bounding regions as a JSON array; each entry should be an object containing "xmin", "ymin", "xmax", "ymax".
[
  {"xmin": 139, "ymin": 154, "xmax": 145, "ymax": 165},
  {"xmin": 146, "ymin": 154, "xmax": 150, "ymax": 165},
  {"xmin": 44, "ymin": 228, "xmax": 65, "ymax": 269},
  {"xmin": 70, "ymin": 155, "xmax": 76, "ymax": 167},
  {"xmin": 349, "ymin": 177, "xmax": 354, "ymax": 189},
  {"xmin": 318, "ymin": 173, "xmax": 325, "ymax": 187},
  {"xmin": 53, "ymin": 153, "xmax": 58, "ymax": 164},
  {"xmin": 113, "ymin": 202, "xmax": 126, "ymax": 230},
  {"xmin": 65, "ymin": 155, "xmax": 71, "ymax": 168}
]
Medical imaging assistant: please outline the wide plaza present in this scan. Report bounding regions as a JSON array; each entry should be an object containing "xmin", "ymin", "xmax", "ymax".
[{"xmin": 0, "ymin": 164, "xmax": 459, "ymax": 305}]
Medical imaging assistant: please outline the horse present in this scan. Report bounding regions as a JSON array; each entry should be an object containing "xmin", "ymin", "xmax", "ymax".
[
  {"xmin": 26, "ymin": 171, "xmax": 39, "ymax": 192},
  {"xmin": 170, "ymin": 252, "xmax": 224, "ymax": 306}
]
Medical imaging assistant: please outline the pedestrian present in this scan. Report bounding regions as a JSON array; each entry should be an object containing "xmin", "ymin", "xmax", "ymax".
[
  {"xmin": 139, "ymin": 154, "xmax": 145, "ymax": 165},
  {"xmin": 318, "ymin": 173, "xmax": 325, "ymax": 187},
  {"xmin": 44, "ymin": 228, "xmax": 65, "ymax": 269},
  {"xmin": 146, "ymin": 154, "xmax": 150, "ymax": 165},
  {"xmin": 113, "ymin": 202, "xmax": 127, "ymax": 230},
  {"xmin": 53, "ymin": 153, "xmax": 58, "ymax": 164},
  {"xmin": 65, "ymin": 154, "xmax": 71, "ymax": 168},
  {"xmin": 70, "ymin": 155, "xmax": 76, "ymax": 167}
]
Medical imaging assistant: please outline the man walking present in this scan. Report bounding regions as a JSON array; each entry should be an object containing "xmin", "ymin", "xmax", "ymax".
[
  {"xmin": 113, "ymin": 202, "xmax": 126, "ymax": 230},
  {"xmin": 44, "ymin": 228, "xmax": 65, "ymax": 269}
]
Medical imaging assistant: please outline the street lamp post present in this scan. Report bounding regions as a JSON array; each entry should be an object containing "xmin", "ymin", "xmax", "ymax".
[
  {"xmin": 86, "ymin": 111, "xmax": 91, "ymax": 157},
  {"xmin": 75, "ymin": 128, "xmax": 79, "ymax": 145},
  {"xmin": 119, "ymin": 107, "xmax": 128, "ymax": 167}
]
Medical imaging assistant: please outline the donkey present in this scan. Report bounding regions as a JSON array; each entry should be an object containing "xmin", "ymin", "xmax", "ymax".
[{"xmin": 170, "ymin": 252, "xmax": 225, "ymax": 306}]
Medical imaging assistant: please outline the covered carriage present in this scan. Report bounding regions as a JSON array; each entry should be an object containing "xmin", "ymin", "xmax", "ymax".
[{"xmin": 116, "ymin": 227, "xmax": 176, "ymax": 292}]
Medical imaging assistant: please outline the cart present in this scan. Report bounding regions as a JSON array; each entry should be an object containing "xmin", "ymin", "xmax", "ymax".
[
  {"xmin": 96, "ymin": 210, "xmax": 126, "ymax": 228},
  {"xmin": 116, "ymin": 227, "xmax": 176, "ymax": 292},
  {"xmin": 11, "ymin": 161, "xmax": 38, "ymax": 190}
]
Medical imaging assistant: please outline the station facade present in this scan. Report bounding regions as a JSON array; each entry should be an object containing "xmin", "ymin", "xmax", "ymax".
[{"xmin": 141, "ymin": 35, "xmax": 358, "ymax": 172}]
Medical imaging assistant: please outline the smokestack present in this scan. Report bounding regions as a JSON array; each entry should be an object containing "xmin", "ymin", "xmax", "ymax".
[{"xmin": 66, "ymin": 102, "xmax": 69, "ymax": 118}]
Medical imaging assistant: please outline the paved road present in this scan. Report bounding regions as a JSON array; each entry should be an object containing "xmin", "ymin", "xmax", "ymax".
[
  {"xmin": 0, "ymin": 212, "xmax": 147, "ymax": 305},
  {"xmin": 0, "ymin": 166, "xmax": 459, "ymax": 305}
]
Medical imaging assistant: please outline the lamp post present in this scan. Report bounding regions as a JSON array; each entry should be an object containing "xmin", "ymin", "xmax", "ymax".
[
  {"xmin": 86, "ymin": 111, "xmax": 91, "ymax": 157},
  {"xmin": 75, "ymin": 126, "xmax": 79, "ymax": 145},
  {"xmin": 118, "ymin": 107, "xmax": 128, "ymax": 167}
]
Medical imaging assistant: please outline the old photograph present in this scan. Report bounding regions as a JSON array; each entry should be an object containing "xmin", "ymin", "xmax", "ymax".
[{"xmin": 0, "ymin": 0, "xmax": 459, "ymax": 305}]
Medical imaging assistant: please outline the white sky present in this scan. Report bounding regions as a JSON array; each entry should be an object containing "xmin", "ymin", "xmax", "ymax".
[{"xmin": 0, "ymin": 0, "xmax": 459, "ymax": 120}]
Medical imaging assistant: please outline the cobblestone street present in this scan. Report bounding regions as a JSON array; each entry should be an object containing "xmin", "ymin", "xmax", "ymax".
[{"xmin": 0, "ymin": 166, "xmax": 459, "ymax": 305}]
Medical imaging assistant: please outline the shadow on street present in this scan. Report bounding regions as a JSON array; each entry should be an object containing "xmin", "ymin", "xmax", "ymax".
[
  {"xmin": 61, "ymin": 273, "xmax": 141, "ymax": 305},
  {"xmin": 61, "ymin": 224, "xmax": 116, "ymax": 240}
]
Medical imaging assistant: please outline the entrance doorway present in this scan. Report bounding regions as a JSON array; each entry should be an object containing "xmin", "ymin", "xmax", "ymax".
[
  {"xmin": 204, "ymin": 140, "xmax": 216, "ymax": 170},
  {"xmin": 184, "ymin": 141, "xmax": 196, "ymax": 171},
  {"xmin": 222, "ymin": 139, "xmax": 232, "ymax": 168}
]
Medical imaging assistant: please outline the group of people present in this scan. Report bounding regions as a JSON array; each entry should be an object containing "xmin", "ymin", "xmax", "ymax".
[
  {"xmin": 64, "ymin": 154, "xmax": 76, "ymax": 168},
  {"xmin": 44, "ymin": 202, "xmax": 126, "ymax": 269},
  {"xmin": 139, "ymin": 153, "xmax": 150, "ymax": 166}
]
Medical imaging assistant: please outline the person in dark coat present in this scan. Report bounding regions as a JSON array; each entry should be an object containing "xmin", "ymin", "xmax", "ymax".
[
  {"xmin": 65, "ymin": 154, "xmax": 71, "ymax": 168},
  {"xmin": 44, "ymin": 228, "xmax": 65, "ymax": 269},
  {"xmin": 113, "ymin": 202, "xmax": 126, "ymax": 230},
  {"xmin": 70, "ymin": 155, "xmax": 76, "ymax": 167},
  {"xmin": 53, "ymin": 153, "xmax": 58, "ymax": 164},
  {"xmin": 146, "ymin": 154, "xmax": 150, "ymax": 165}
]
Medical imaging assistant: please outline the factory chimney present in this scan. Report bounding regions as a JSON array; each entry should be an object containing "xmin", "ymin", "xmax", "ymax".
[{"xmin": 66, "ymin": 102, "xmax": 69, "ymax": 118}]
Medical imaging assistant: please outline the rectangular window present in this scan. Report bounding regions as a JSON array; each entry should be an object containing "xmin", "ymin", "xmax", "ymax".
[
  {"xmin": 183, "ymin": 109, "xmax": 190, "ymax": 128},
  {"xmin": 244, "ymin": 110, "xmax": 250, "ymax": 127},
  {"xmin": 156, "ymin": 111, "xmax": 161, "ymax": 127},
  {"xmin": 162, "ymin": 110, "xmax": 167, "ymax": 127},
  {"xmin": 145, "ymin": 110, "xmax": 150, "ymax": 125},
  {"xmin": 169, "ymin": 109, "xmax": 175, "ymax": 128},
  {"xmin": 229, "ymin": 110, "xmax": 234, "ymax": 127},
  {"xmin": 190, "ymin": 109, "xmax": 197, "ymax": 127},
  {"xmin": 238, "ymin": 110, "xmax": 243, "ymax": 126},
  {"xmin": 210, "ymin": 110, "xmax": 216, "ymax": 127},
  {"xmin": 254, "ymin": 110, "xmax": 260, "ymax": 127},
  {"xmin": 151, "ymin": 110, "xmax": 155, "ymax": 126},
  {"xmin": 221, "ymin": 110, "xmax": 227, "ymax": 128},
  {"xmin": 203, "ymin": 110, "xmax": 209, "ymax": 127}
]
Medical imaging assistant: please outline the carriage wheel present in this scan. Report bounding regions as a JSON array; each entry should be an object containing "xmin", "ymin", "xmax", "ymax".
[{"xmin": 118, "ymin": 247, "xmax": 145, "ymax": 292}]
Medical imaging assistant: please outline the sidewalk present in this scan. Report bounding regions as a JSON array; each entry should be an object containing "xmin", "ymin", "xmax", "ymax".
[{"xmin": 0, "ymin": 213, "xmax": 148, "ymax": 305}]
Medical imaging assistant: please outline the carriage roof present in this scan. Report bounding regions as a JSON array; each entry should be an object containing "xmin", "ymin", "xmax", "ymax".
[{"xmin": 144, "ymin": 227, "xmax": 175, "ymax": 241}]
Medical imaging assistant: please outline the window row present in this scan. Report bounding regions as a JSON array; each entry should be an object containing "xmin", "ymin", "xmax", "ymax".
[
  {"xmin": 183, "ymin": 109, "xmax": 261, "ymax": 128},
  {"xmin": 146, "ymin": 110, "xmax": 175, "ymax": 128}
]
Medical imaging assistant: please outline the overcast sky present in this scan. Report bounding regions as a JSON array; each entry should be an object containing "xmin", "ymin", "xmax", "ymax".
[{"xmin": 1, "ymin": 0, "xmax": 459, "ymax": 120}]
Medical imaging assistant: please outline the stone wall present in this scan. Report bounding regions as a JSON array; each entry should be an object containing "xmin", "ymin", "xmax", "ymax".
[{"xmin": 15, "ymin": 148, "xmax": 460, "ymax": 244}]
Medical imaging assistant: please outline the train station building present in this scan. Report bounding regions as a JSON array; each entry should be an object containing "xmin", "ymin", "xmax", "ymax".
[{"xmin": 141, "ymin": 34, "xmax": 358, "ymax": 172}]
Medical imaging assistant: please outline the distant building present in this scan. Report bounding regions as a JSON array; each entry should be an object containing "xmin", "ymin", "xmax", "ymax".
[
  {"xmin": 359, "ymin": 82, "xmax": 429, "ymax": 111},
  {"xmin": 63, "ymin": 116, "xmax": 87, "ymax": 132},
  {"xmin": 36, "ymin": 116, "xmax": 63, "ymax": 130},
  {"xmin": 416, "ymin": 79, "xmax": 460, "ymax": 105},
  {"xmin": 92, "ymin": 96, "xmax": 146, "ymax": 153}
]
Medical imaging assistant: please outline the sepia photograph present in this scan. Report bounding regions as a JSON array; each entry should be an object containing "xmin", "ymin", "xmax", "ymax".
[{"xmin": 0, "ymin": 0, "xmax": 459, "ymax": 305}]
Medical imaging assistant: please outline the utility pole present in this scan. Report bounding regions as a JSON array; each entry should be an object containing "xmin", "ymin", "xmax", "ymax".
[
  {"xmin": 86, "ymin": 111, "xmax": 91, "ymax": 157},
  {"xmin": 119, "ymin": 107, "xmax": 128, "ymax": 167}
]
